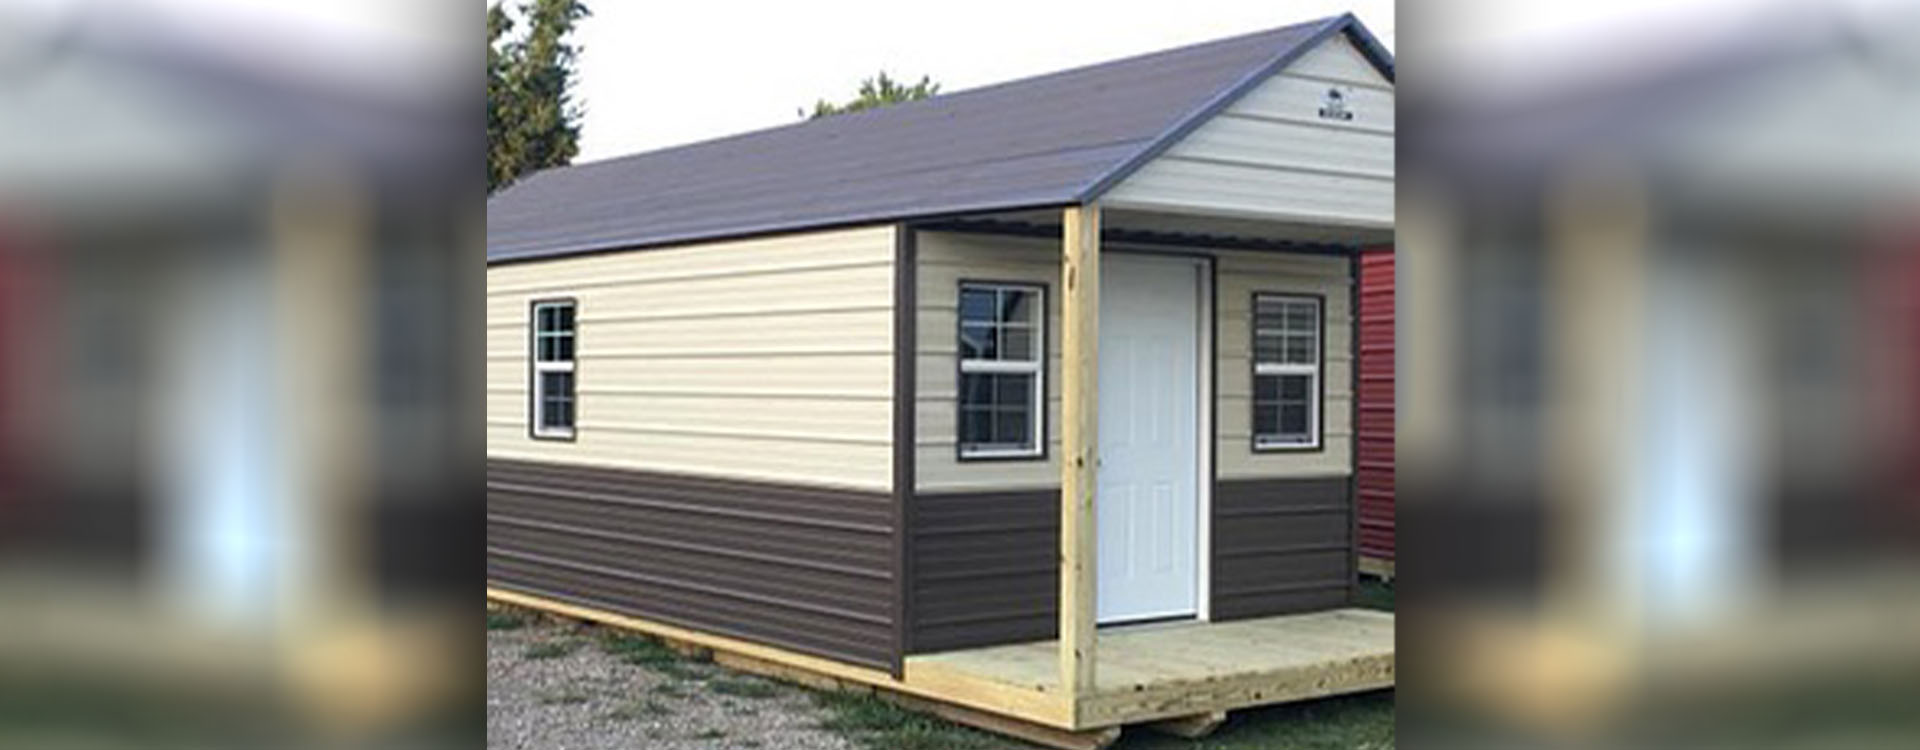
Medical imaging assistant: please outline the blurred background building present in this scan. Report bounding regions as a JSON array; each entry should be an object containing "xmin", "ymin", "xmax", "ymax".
[
  {"xmin": 0, "ymin": 2, "xmax": 478, "ymax": 747},
  {"xmin": 1400, "ymin": 0, "xmax": 1920, "ymax": 744}
]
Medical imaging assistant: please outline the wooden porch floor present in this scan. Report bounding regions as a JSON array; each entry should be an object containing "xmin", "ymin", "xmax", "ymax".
[{"xmin": 903, "ymin": 608, "xmax": 1396, "ymax": 730}]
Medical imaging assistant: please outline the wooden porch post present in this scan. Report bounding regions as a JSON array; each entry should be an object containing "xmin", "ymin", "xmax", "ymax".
[{"xmin": 1059, "ymin": 204, "xmax": 1100, "ymax": 717}]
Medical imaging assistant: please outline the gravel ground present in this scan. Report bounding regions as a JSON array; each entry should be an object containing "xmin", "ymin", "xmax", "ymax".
[{"xmin": 487, "ymin": 609, "xmax": 857, "ymax": 750}]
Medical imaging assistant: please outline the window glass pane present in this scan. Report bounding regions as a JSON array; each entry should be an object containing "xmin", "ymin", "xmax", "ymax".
[
  {"xmin": 534, "ymin": 303, "xmax": 577, "ymax": 362},
  {"xmin": 1255, "ymin": 297, "xmax": 1285, "ymax": 320},
  {"xmin": 960, "ymin": 373, "xmax": 1036, "ymax": 453},
  {"xmin": 960, "ymin": 322, "xmax": 995, "ymax": 360},
  {"xmin": 959, "ymin": 373, "xmax": 992, "ymax": 405},
  {"xmin": 1285, "ymin": 302, "xmax": 1316, "ymax": 331},
  {"xmin": 1279, "ymin": 402, "xmax": 1309, "ymax": 435},
  {"xmin": 959, "ymin": 289, "xmax": 995, "ymax": 324},
  {"xmin": 1279, "ymin": 374, "xmax": 1309, "ymax": 400},
  {"xmin": 1254, "ymin": 374, "xmax": 1279, "ymax": 401},
  {"xmin": 995, "ymin": 408, "xmax": 1029, "ymax": 445},
  {"xmin": 1253, "ymin": 400, "xmax": 1278, "ymax": 436},
  {"xmin": 1000, "ymin": 326, "xmax": 1034, "ymax": 362},
  {"xmin": 1253, "ymin": 333, "xmax": 1282, "ymax": 363},
  {"xmin": 993, "ymin": 373, "xmax": 1033, "ymax": 409},
  {"xmin": 541, "ymin": 372, "xmax": 575, "ymax": 430},
  {"xmin": 960, "ymin": 407, "xmax": 992, "ymax": 447},
  {"xmin": 999, "ymin": 289, "xmax": 1036, "ymax": 327},
  {"xmin": 1284, "ymin": 336, "xmax": 1313, "ymax": 365}
]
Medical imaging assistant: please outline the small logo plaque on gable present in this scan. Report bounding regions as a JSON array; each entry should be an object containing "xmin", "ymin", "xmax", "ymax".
[{"xmin": 1318, "ymin": 87, "xmax": 1354, "ymax": 121}]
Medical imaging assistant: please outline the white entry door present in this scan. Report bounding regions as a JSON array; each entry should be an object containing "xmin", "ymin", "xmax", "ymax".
[{"xmin": 1097, "ymin": 253, "xmax": 1202, "ymax": 623}]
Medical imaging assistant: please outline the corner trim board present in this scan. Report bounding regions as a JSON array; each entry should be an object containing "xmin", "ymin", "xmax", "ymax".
[{"xmin": 893, "ymin": 224, "xmax": 919, "ymax": 674}]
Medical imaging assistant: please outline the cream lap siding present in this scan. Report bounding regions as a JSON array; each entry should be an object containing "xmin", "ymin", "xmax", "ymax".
[
  {"xmin": 485, "ymin": 225, "xmax": 897, "ymax": 491},
  {"xmin": 1216, "ymin": 250, "xmax": 1352, "ymax": 480},
  {"xmin": 915, "ymin": 231, "xmax": 1063, "ymax": 493},
  {"xmin": 913, "ymin": 231, "xmax": 1352, "ymax": 492},
  {"xmin": 1103, "ymin": 33, "xmax": 1393, "ymax": 228}
]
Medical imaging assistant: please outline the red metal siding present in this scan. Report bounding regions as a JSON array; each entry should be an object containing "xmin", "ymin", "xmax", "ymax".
[{"xmin": 1356, "ymin": 247, "xmax": 1395, "ymax": 565}]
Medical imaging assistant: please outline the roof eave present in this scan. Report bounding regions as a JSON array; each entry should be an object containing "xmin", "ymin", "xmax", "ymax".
[{"xmin": 485, "ymin": 198, "xmax": 1081, "ymax": 266}]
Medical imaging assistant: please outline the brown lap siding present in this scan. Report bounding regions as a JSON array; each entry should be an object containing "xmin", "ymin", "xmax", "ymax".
[
  {"xmin": 902, "ymin": 478, "xmax": 1354, "ymax": 654},
  {"xmin": 487, "ymin": 458, "xmax": 898, "ymax": 670},
  {"xmin": 906, "ymin": 489, "xmax": 1059, "ymax": 653},
  {"xmin": 1211, "ymin": 476, "xmax": 1353, "ymax": 620}
]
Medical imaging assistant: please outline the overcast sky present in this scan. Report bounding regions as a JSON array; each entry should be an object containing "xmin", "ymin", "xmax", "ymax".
[{"xmin": 567, "ymin": 0, "xmax": 1394, "ymax": 163}]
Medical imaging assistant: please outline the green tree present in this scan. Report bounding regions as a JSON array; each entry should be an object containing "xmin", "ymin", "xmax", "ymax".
[
  {"xmin": 486, "ymin": 3, "xmax": 517, "ymax": 192},
  {"xmin": 803, "ymin": 72, "xmax": 941, "ymax": 119},
  {"xmin": 489, "ymin": 0, "xmax": 592, "ymax": 193}
]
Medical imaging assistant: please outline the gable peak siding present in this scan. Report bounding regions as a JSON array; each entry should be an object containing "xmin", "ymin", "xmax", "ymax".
[
  {"xmin": 486, "ymin": 225, "xmax": 899, "ymax": 491},
  {"xmin": 1103, "ymin": 33, "xmax": 1395, "ymax": 228}
]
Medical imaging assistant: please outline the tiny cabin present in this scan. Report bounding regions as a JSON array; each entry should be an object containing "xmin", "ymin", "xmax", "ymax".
[{"xmin": 488, "ymin": 14, "xmax": 1394, "ymax": 747}]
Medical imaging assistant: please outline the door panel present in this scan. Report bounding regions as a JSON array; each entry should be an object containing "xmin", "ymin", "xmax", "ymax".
[{"xmin": 1097, "ymin": 253, "xmax": 1201, "ymax": 623}]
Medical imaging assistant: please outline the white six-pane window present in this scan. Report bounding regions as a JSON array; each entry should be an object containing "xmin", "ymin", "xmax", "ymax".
[
  {"xmin": 957, "ymin": 283, "xmax": 1044, "ymax": 458},
  {"xmin": 1252, "ymin": 294, "xmax": 1320, "ymax": 449},
  {"xmin": 531, "ymin": 300, "xmax": 576, "ymax": 438}
]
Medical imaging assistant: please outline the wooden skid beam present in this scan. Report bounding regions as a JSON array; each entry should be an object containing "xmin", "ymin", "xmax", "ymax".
[{"xmin": 1147, "ymin": 711, "xmax": 1228, "ymax": 739}]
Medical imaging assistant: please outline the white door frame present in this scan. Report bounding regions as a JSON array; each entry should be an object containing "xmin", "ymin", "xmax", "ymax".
[
  {"xmin": 1195, "ymin": 255, "xmax": 1214, "ymax": 623},
  {"xmin": 1097, "ymin": 248, "xmax": 1214, "ymax": 625}
]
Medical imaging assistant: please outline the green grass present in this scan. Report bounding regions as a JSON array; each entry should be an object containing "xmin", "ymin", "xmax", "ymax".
[
  {"xmin": 651, "ymin": 683, "xmax": 688, "ymax": 699},
  {"xmin": 689, "ymin": 728, "xmax": 727, "ymax": 740},
  {"xmin": 599, "ymin": 633, "xmax": 704, "ymax": 680},
  {"xmin": 487, "ymin": 611, "xmax": 527, "ymax": 631},
  {"xmin": 814, "ymin": 692, "xmax": 1028, "ymax": 750},
  {"xmin": 521, "ymin": 639, "xmax": 582, "ymax": 660},
  {"xmin": 1357, "ymin": 578, "xmax": 1395, "ymax": 611},
  {"xmin": 605, "ymin": 699, "xmax": 673, "ymax": 721},
  {"xmin": 708, "ymin": 677, "xmax": 782, "ymax": 700},
  {"xmin": 536, "ymin": 689, "xmax": 592, "ymax": 706}
]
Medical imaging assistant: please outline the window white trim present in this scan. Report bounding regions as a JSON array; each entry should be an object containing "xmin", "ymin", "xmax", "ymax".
[
  {"xmin": 956, "ymin": 282, "xmax": 1045, "ymax": 459},
  {"xmin": 1251, "ymin": 293, "xmax": 1322, "ymax": 451},
  {"xmin": 531, "ymin": 300, "xmax": 577, "ymax": 439}
]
